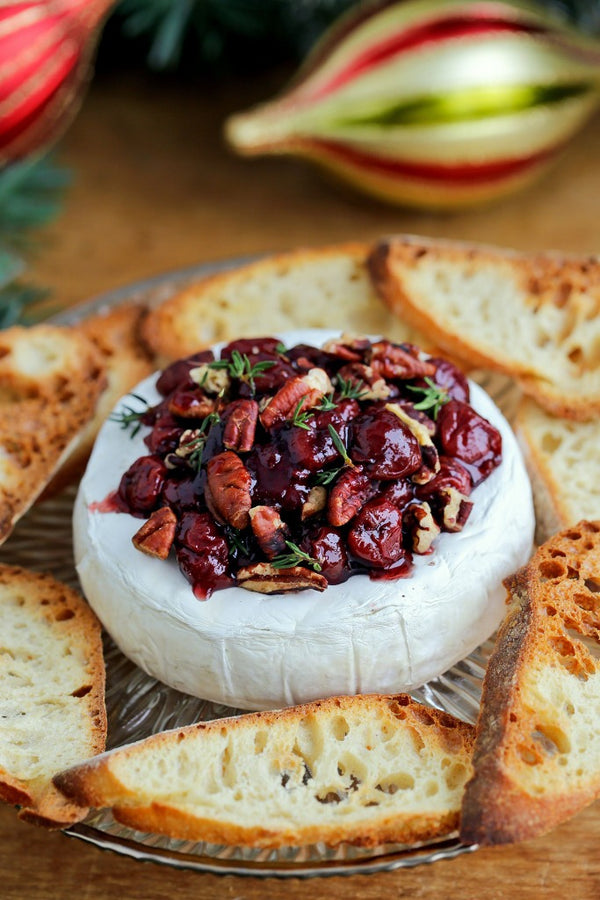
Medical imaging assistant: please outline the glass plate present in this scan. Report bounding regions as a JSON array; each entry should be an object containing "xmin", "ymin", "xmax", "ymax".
[{"xmin": 0, "ymin": 261, "xmax": 520, "ymax": 878}]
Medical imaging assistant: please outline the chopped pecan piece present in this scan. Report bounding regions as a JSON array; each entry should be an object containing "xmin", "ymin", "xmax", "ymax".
[
  {"xmin": 206, "ymin": 451, "xmax": 252, "ymax": 530},
  {"xmin": 249, "ymin": 505, "xmax": 290, "ymax": 559},
  {"xmin": 260, "ymin": 368, "xmax": 333, "ymax": 429},
  {"xmin": 223, "ymin": 399, "xmax": 258, "ymax": 452},
  {"xmin": 370, "ymin": 341, "xmax": 436, "ymax": 381},
  {"xmin": 132, "ymin": 506, "xmax": 177, "ymax": 559},
  {"xmin": 237, "ymin": 562, "xmax": 327, "ymax": 593},
  {"xmin": 322, "ymin": 333, "xmax": 371, "ymax": 361},
  {"xmin": 440, "ymin": 487, "xmax": 473, "ymax": 532},
  {"xmin": 337, "ymin": 363, "xmax": 391, "ymax": 401},
  {"xmin": 328, "ymin": 466, "xmax": 374, "ymax": 527},
  {"xmin": 301, "ymin": 485, "xmax": 327, "ymax": 520},
  {"xmin": 405, "ymin": 503, "xmax": 440, "ymax": 554},
  {"xmin": 393, "ymin": 401, "xmax": 436, "ymax": 436}
]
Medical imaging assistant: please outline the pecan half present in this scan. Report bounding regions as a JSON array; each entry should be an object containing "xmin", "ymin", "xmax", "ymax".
[
  {"xmin": 237, "ymin": 562, "xmax": 327, "ymax": 593},
  {"xmin": 132, "ymin": 506, "xmax": 177, "ymax": 559},
  {"xmin": 249, "ymin": 505, "xmax": 290, "ymax": 559},
  {"xmin": 370, "ymin": 341, "xmax": 436, "ymax": 381},
  {"xmin": 206, "ymin": 451, "xmax": 252, "ymax": 530},
  {"xmin": 328, "ymin": 466, "xmax": 374, "ymax": 527},
  {"xmin": 260, "ymin": 368, "xmax": 333, "ymax": 429},
  {"xmin": 405, "ymin": 503, "xmax": 440, "ymax": 554},
  {"xmin": 223, "ymin": 399, "xmax": 258, "ymax": 452}
]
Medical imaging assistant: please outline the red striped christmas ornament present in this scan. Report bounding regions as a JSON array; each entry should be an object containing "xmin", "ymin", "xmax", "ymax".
[
  {"xmin": 0, "ymin": 0, "xmax": 115, "ymax": 164},
  {"xmin": 225, "ymin": 0, "xmax": 600, "ymax": 210}
]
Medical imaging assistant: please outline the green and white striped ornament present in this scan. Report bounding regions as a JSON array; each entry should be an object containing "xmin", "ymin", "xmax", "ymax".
[{"xmin": 226, "ymin": 0, "xmax": 600, "ymax": 209}]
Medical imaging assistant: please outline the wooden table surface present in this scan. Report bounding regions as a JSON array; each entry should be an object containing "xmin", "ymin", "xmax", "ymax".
[{"xmin": 4, "ymin": 68, "xmax": 600, "ymax": 899}]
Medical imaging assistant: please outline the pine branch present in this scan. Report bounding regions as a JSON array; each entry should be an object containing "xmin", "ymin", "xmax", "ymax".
[
  {"xmin": 0, "ymin": 155, "xmax": 71, "ymax": 327},
  {"xmin": 110, "ymin": 0, "xmax": 356, "ymax": 71},
  {"xmin": 107, "ymin": 0, "xmax": 600, "ymax": 74},
  {"xmin": 0, "ymin": 156, "xmax": 71, "ymax": 253}
]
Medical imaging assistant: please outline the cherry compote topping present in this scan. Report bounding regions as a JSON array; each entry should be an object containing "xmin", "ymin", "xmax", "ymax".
[{"xmin": 104, "ymin": 335, "xmax": 503, "ymax": 597}]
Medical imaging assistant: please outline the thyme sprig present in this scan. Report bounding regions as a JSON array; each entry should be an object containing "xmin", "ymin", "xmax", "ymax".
[
  {"xmin": 208, "ymin": 350, "xmax": 276, "ymax": 395},
  {"xmin": 291, "ymin": 392, "xmax": 339, "ymax": 429},
  {"xmin": 109, "ymin": 393, "xmax": 150, "ymax": 438},
  {"xmin": 177, "ymin": 411, "xmax": 221, "ymax": 471},
  {"xmin": 314, "ymin": 465, "xmax": 345, "ymax": 486},
  {"xmin": 227, "ymin": 529, "xmax": 251, "ymax": 558},
  {"xmin": 335, "ymin": 374, "xmax": 369, "ymax": 401},
  {"xmin": 406, "ymin": 377, "xmax": 450, "ymax": 419},
  {"xmin": 327, "ymin": 424, "xmax": 353, "ymax": 467},
  {"xmin": 272, "ymin": 541, "xmax": 322, "ymax": 572},
  {"xmin": 291, "ymin": 399, "xmax": 314, "ymax": 430},
  {"xmin": 317, "ymin": 392, "xmax": 337, "ymax": 411}
]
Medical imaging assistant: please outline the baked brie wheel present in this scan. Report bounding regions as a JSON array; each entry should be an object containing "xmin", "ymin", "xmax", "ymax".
[{"xmin": 74, "ymin": 329, "xmax": 535, "ymax": 710}]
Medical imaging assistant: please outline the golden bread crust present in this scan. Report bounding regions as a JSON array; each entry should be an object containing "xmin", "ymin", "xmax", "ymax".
[
  {"xmin": 55, "ymin": 694, "xmax": 474, "ymax": 848},
  {"xmin": 368, "ymin": 236, "xmax": 600, "ymax": 421},
  {"xmin": 141, "ymin": 242, "xmax": 429, "ymax": 364},
  {"xmin": 460, "ymin": 521, "xmax": 600, "ymax": 845},
  {"xmin": 0, "ymin": 324, "xmax": 106, "ymax": 542}
]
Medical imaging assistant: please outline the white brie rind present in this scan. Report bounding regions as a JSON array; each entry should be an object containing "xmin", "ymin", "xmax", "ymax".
[{"xmin": 74, "ymin": 329, "xmax": 535, "ymax": 710}]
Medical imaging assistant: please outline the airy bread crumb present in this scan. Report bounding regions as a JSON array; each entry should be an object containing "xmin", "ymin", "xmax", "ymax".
[
  {"xmin": 0, "ymin": 565, "xmax": 106, "ymax": 828},
  {"xmin": 54, "ymin": 694, "xmax": 474, "ymax": 848}
]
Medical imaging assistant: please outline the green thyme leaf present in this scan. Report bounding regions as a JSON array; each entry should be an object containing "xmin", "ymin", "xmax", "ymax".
[
  {"xmin": 208, "ymin": 351, "xmax": 276, "ymax": 395},
  {"xmin": 314, "ymin": 466, "xmax": 344, "ymax": 486},
  {"xmin": 271, "ymin": 541, "xmax": 322, "ymax": 572},
  {"xmin": 227, "ymin": 530, "xmax": 251, "ymax": 558},
  {"xmin": 317, "ymin": 392, "xmax": 337, "ymax": 411},
  {"xmin": 179, "ymin": 411, "xmax": 221, "ymax": 471},
  {"xmin": 335, "ymin": 374, "xmax": 368, "ymax": 401},
  {"xmin": 109, "ymin": 393, "xmax": 150, "ymax": 438},
  {"xmin": 327, "ymin": 424, "xmax": 353, "ymax": 467},
  {"xmin": 406, "ymin": 377, "xmax": 450, "ymax": 419},
  {"xmin": 291, "ymin": 398, "xmax": 314, "ymax": 430}
]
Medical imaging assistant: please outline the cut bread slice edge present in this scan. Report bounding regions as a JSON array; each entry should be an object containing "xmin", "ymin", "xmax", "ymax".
[
  {"xmin": 515, "ymin": 398, "xmax": 600, "ymax": 544},
  {"xmin": 54, "ymin": 694, "xmax": 474, "ymax": 849},
  {"xmin": 141, "ymin": 242, "xmax": 433, "ymax": 365},
  {"xmin": 368, "ymin": 235, "xmax": 600, "ymax": 421},
  {"xmin": 460, "ymin": 521, "xmax": 600, "ymax": 846},
  {"xmin": 0, "ymin": 323, "xmax": 106, "ymax": 542},
  {"xmin": 0, "ymin": 565, "xmax": 106, "ymax": 828}
]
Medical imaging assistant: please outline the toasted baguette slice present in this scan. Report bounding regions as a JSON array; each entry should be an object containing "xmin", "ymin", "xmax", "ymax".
[
  {"xmin": 515, "ymin": 398, "xmax": 600, "ymax": 544},
  {"xmin": 460, "ymin": 521, "xmax": 600, "ymax": 846},
  {"xmin": 55, "ymin": 694, "xmax": 474, "ymax": 849},
  {"xmin": 368, "ymin": 235, "xmax": 600, "ymax": 420},
  {"xmin": 0, "ymin": 324, "xmax": 105, "ymax": 542},
  {"xmin": 0, "ymin": 565, "xmax": 106, "ymax": 828},
  {"xmin": 142, "ymin": 243, "xmax": 429, "ymax": 364},
  {"xmin": 47, "ymin": 303, "xmax": 154, "ymax": 491}
]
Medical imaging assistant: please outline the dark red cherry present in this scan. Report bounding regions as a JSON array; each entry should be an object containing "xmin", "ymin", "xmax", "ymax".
[
  {"xmin": 117, "ymin": 455, "xmax": 167, "ymax": 517},
  {"xmin": 176, "ymin": 512, "xmax": 232, "ymax": 599},
  {"xmin": 347, "ymin": 499, "xmax": 405, "ymax": 568},
  {"xmin": 437, "ymin": 400, "xmax": 502, "ymax": 485},
  {"xmin": 350, "ymin": 408, "xmax": 422, "ymax": 479}
]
